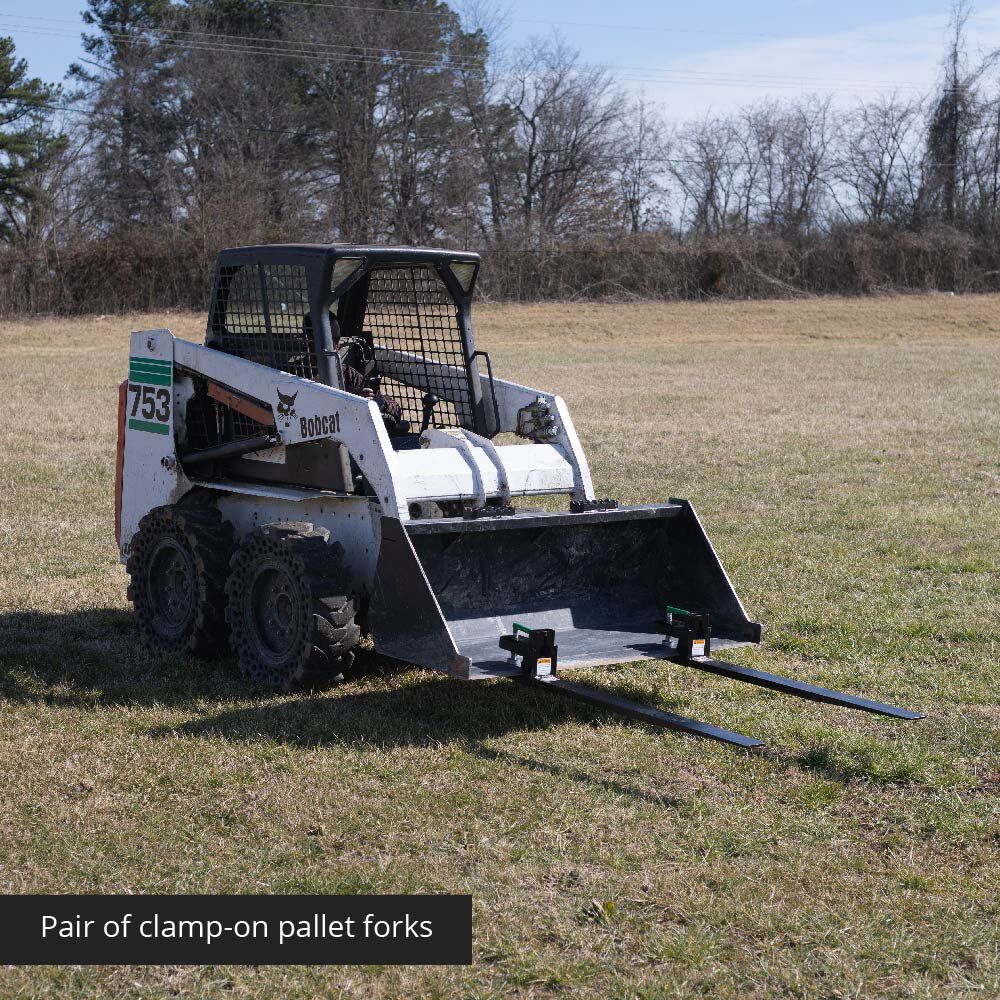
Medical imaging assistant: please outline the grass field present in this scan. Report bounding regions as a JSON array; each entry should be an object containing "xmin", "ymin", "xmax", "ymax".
[{"xmin": 1, "ymin": 295, "xmax": 998, "ymax": 998}]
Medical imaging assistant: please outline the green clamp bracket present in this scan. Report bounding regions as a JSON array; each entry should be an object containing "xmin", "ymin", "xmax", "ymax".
[
  {"xmin": 656, "ymin": 606, "xmax": 712, "ymax": 661},
  {"xmin": 499, "ymin": 623, "xmax": 558, "ymax": 677}
]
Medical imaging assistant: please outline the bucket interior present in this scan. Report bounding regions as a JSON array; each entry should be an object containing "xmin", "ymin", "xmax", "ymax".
[{"xmin": 399, "ymin": 503, "xmax": 760, "ymax": 678}]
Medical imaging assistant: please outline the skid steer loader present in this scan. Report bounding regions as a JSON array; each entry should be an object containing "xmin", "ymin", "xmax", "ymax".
[{"xmin": 115, "ymin": 244, "xmax": 922, "ymax": 748}]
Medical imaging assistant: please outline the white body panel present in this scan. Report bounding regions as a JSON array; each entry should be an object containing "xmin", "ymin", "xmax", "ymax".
[
  {"xmin": 171, "ymin": 338, "xmax": 409, "ymax": 518},
  {"xmin": 367, "ymin": 344, "xmax": 594, "ymax": 501},
  {"xmin": 119, "ymin": 330, "xmax": 189, "ymax": 559}
]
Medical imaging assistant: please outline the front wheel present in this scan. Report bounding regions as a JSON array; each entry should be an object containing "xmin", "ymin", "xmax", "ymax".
[{"xmin": 225, "ymin": 523, "xmax": 360, "ymax": 690}]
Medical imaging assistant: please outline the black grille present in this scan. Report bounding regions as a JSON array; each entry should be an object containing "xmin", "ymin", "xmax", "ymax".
[
  {"xmin": 209, "ymin": 264, "xmax": 317, "ymax": 380},
  {"xmin": 364, "ymin": 267, "xmax": 474, "ymax": 430},
  {"xmin": 183, "ymin": 374, "xmax": 273, "ymax": 452}
]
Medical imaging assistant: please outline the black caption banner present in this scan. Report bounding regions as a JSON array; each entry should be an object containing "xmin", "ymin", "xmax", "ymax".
[{"xmin": 0, "ymin": 895, "xmax": 472, "ymax": 965}]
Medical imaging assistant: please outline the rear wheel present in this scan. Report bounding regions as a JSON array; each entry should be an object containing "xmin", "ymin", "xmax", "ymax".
[
  {"xmin": 225, "ymin": 522, "xmax": 360, "ymax": 690},
  {"xmin": 126, "ymin": 505, "xmax": 233, "ymax": 657}
]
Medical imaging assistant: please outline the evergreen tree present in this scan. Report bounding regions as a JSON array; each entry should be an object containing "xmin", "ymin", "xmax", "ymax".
[
  {"xmin": 0, "ymin": 37, "xmax": 64, "ymax": 242},
  {"xmin": 70, "ymin": 0, "xmax": 176, "ymax": 230}
]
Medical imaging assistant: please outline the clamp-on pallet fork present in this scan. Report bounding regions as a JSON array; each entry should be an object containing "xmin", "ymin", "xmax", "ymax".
[{"xmin": 499, "ymin": 613, "xmax": 923, "ymax": 750}]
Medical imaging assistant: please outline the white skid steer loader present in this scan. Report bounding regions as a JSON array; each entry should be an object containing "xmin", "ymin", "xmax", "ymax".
[{"xmin": 115, "ymin": 244, "xmax": 922, "ymax": 748}]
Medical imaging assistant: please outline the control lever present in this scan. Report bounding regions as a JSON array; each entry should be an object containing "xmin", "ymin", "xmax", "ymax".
[{"xmin": 421, "ymin": 392, "xmax": 439, "ymax": 432}]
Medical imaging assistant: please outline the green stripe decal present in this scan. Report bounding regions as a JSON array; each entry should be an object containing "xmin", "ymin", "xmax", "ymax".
[
  {"xmin": 129, "ymin": 418, "xmax": 170, "ymax": 435},
  {"xmin": 129, "ymin": 370, "xmax": 171, "ymax": 386},
  {"xmin": 129, "ymin": 355, "xmax": 171, "ymax": 369},
  {"xmin": 129, "ymin": 358, "xmax": 172, "ymax": 382}
]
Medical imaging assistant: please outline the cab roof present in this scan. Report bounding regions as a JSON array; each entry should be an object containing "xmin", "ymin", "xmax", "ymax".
[{"xmin": 216, "ymin": 243, "xmax": 481, "ymax": 266}]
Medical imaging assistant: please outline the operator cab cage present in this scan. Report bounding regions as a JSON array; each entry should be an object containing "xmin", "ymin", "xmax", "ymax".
[{"xmin": 205, "ymin": 243, "xmax": 489, "ymax": 436}]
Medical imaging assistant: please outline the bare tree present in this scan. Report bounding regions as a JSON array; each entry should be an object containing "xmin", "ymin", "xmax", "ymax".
[
  {"xmin": 454, "ymin": 10, "xmax": 516, "ymax": 244},
  {"xmin": 922, "ymin": 0, "xmax": 1000, "ymax": 223},
  {"xmin": 670, "ymin": 114, "xmax": 742, "ymax": 236},
  {"xmin": 505, "ymin": 36, "xmax": 619, "ymax": 244},
  {"xmin": 759, "ymin": 96, "xmax": 836, "ymax": 234},
  {"xmin": 380, "ymin": 6, "xmax": 475, "ymax": 243},
  {"xmin": 615, "ymin": 94, "xmax": 669, "ymax": 233},
  {"xmin": 965, "ymin": 91, "xmax": 1000, "ymax": 224},
  {"xmin": 836, "ymin": 95, "xmax": 923, "ymax": 225},
  {"xmin": 295, "ymin": 3, "xmax": 392, "ymax": 242}
]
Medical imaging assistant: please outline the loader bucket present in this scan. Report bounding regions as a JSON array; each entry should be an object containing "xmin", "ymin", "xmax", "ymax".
[{"xmin": 369, "ymin": 501, "xmax": 762, "ymax": 679}]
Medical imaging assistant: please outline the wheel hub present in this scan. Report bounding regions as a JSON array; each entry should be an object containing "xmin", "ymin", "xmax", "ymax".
[
  {"xmin": 147, "ymin": 538, "xmax": 196, "ymax": 638},
  {"xmin": 249, "ymin": 563, "xmax": 301, "ymax": 661}
]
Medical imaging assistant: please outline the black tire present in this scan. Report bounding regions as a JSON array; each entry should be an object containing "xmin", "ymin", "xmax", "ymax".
[
  {"xmin": 225, "ymin": 522, "xmax": 360, "ymax": 690},
  {"xmin": 126, "ymin": 505, "xmax": 234, "ymax": 658}
]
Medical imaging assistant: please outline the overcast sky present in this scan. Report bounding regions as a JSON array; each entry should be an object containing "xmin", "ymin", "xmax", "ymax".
[{"xmin": 4, "ymin": 1, "xmax": 1000, "ymax": 118}]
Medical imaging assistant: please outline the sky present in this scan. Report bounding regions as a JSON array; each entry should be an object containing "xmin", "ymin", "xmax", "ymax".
[{"xmin": 4, "ymin": 0, "xmax": 1000, "ymax": 119}]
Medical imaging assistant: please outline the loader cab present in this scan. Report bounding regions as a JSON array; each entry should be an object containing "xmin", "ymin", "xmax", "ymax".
[{"xmin": 204, "ymin": 244, "xmax": 489, "ymax": 446}]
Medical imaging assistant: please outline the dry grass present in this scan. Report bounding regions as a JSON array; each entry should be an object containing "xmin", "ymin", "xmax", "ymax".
[{"xmin": 1, "ymin": 295, "xmax": 998, "ymax": 999}]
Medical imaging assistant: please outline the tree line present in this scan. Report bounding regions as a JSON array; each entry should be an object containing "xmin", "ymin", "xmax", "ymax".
[{"xmin": 1, "ymin": 0, "xmax": 999, "ymax": 313}]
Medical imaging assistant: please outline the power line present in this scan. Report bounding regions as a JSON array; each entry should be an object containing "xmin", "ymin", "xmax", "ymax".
[
  {"xmin": 231, "ymin": 0, "xmax": 456, "ymax": 19},
  {"xmin": 0, "ymin": 17, "xmax": 930, "ymax": 96},
  {"xmin": 0, "ymin": 12, "xmax": 477, "ymax": 66},
  {"xmin": 0, "ymin": 3, "xmax": 969, "ymax": 80},
  {"xmin": 0, "ymin": 22, "xmax": 478, "ymax": 71},
  {"xmin": 0, "ymin": 9, "xmax": 944, "ymax": 92},
  {"xmin": 166, "ymin": 25, "xmax": 476, "ymax": 66},
  {"xmin": 0, "ymin": 0, "xmax": 966, "ymax": 42},
  {"xmin": 0, "ymin": 1, "xmax": 455, "ymax": 25}
]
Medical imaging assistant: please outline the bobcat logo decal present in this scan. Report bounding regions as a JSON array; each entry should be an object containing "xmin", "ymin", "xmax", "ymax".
[{"xmin": 276, "ymin": 389, "xmax": 298, "ymax": 427}]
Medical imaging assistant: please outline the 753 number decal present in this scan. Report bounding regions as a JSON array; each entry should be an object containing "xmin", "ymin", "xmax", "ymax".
[{"xmin": 128, "ymin": 383, "xmax": 171, "ymax": 427}]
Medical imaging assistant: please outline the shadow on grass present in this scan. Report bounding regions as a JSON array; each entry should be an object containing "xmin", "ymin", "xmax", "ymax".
[
  {"xmin": 0, "ymin": 608, "xmax": 240, "ymax": 708},
  {"xmin": 0, "ymin": 608, "xmax": 676, "ymax": 752},
  {"xmin": 466, "ymin": 745, "xmax": 685, "ymax": 808},
  {"xmin": 157, "ymin": 693, "xmax": 690, "ymax": 808},
  {"xmin": 0, "ymin": 610, "xmax": 926, "ymax": 790},
  {"xmin": 0, "ymin": 609, "xmax": 707, "ymax": 806}
]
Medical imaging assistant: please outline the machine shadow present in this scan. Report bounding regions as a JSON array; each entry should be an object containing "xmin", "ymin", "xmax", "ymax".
[
  {"xmin": 0, "ymin": 608, "xmax": 244, "ymax": 709},
  {"xmin": 2, "ymin": 610, "xmax": 903, "ymax": 789},
  {"xmin": 146, "ymin": 664, "xmax": 675, "ymax": 752},
  {"xmin": 152, "ymin": 673, "xmax": 696, "ymax": 809},
  {"xmin": 0, "ymin": 608, "xmax": 680, "ymax": 754},
  {"xmin": 464, "ymin": 744, "xmax": 686, "ymax": 808}
]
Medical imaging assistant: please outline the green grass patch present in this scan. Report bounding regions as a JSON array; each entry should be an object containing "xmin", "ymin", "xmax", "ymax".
[{"xmin": 1, "ymin": 302, "xmax": 998, "ymax": 998}]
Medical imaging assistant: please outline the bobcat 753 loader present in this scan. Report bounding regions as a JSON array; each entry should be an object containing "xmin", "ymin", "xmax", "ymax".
[{"xmin": 116, "ymin": 244, "xmax": 922, "ymax": 748}]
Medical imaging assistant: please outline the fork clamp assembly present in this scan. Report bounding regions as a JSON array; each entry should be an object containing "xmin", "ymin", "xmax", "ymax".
[
  {"xmin": 656, "ymin": 605, "xmax": 712, "ymax": 659},
  {"xmin": 499, "ymin": 623, "xmax": 558, "ymax": 677}
]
